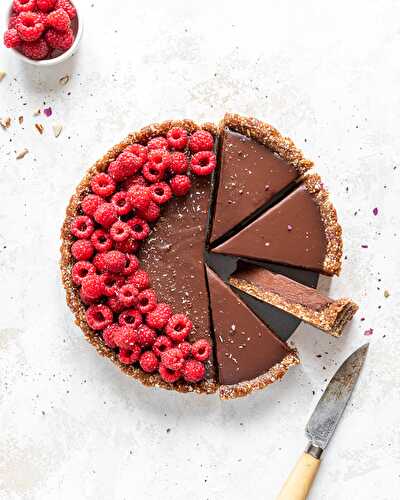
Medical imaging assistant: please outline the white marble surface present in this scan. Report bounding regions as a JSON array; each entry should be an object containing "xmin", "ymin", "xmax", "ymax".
[{"xmin": 1, "ymin": 1, "xmax": 400, "ymax": 499}]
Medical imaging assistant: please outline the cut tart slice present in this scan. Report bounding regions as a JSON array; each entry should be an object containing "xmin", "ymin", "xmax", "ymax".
[
  {"xmin": 229, "ymin": 263, "xmax": 358, "ymax": 337},
  {"xmin": 209, "ymin": 113, "xmax": 313, "ymax": 244},
  {"xmin": 212, "ymin": 174, "xmax": 342, "ymax": 276},
  {"xmin": 205, "ymin": 266, "xmax": 299, "ymax": 399}
]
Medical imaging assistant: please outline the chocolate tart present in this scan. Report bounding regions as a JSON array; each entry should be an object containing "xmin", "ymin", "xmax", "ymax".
[{"xmin": 229, "ymin": 264, "xmax": 358, "ymax": 337}]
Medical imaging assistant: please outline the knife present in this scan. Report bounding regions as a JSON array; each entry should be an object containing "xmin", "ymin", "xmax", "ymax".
[{"xmin": 277, "ymin": 343, "xmax": 369, "ymax": 500}]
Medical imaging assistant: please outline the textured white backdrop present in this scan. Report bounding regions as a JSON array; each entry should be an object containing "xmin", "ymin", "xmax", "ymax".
[{"xmin": 0, "ymin": 1, "xmax": 399, "ymax": 499}]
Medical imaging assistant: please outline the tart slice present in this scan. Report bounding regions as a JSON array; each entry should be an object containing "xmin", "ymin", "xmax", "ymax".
[
  {"xmin": 212, "ymin": 174, "xmax": 342, "ymax": 276},
  {"xmin": 209, "ymin": 113, "xmax": 313, "ymax": 244},
  {"xmin": 206, "ymin": 266, "xmax": 299, "ymax": 399},
  {"xmin": 230, "ymin": 264, "xmax": 358, "ymax": 337}
]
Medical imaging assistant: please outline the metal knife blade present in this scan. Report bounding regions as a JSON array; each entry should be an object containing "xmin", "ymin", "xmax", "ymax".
[{"xmin": 306, "ymin": 343, "xmax": 369, "ymax": 451}]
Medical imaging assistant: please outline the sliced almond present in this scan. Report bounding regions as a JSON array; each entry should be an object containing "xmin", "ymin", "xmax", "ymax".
[
  {"xmin": 52, "ymin": 123, "xmax": 63, "ymax": 138},
  {"xmin": 59, "ymin": 75, "xmax": 70, "ymax": 85},
  {"xmin": 35, "ymin": 123, "xmax": 44, "ymax": 134},
  {"xmin": 0, "ymin": 117, "xmax": 11, "ymax": 129},
  {"xmin": 16, "ymin": 148, "xmax": 28, "ymax": 160},
  {"xmin": 0, "ymin": 71, "xmax": 6, "ymax": 82}
]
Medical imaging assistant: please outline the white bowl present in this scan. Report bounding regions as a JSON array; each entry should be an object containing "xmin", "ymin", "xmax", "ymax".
[{"xmin": 6, "ymin": 0, "xmax": 83, "ymax": 66}]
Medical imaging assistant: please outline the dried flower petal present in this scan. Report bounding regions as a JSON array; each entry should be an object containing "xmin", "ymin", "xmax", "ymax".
[
  {"xmin": 16, "ymin": 148, "xmax": 28, "ymax": 160},
  {"xmin": 361, "ymin": 244, "xmax": 368, "ymax": 249},
  {"xmin": 0, "ymin": 117, "xmax": 11, "ymax": 129},
  {"xmin": 59, "ymin": 75, "xmax": 70, "ymax": 85},
  {"xmin": 52, "ymin": 123, "xmax": 63, "ymax": 138},
  {"xmin": 287, "ymin": 224, "xmax": 293, "ymax": 231},
  {"xmin": 373, "ymin": 207, "xmax": 378, "ymax": 216},
  {"xmin": 35, "ymin": 123, "xmax": 44, "ymax": 135},
  {"xmin": 364, "ymin": 328, "xmax": 373, "ymax": 336},
  {"xmin": 44, "ymin": 107, "xmax": 52, "ymax": 117}
]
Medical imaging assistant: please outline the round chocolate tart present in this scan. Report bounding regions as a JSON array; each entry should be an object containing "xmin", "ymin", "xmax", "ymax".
[{"xmin": 60, "ymin": 114, "xmax": 345, "ymax": 399}]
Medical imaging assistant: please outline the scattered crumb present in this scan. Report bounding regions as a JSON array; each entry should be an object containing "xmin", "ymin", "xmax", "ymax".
[
  {"xmin": 16, "ymin": 148, "xmax": 29, "ymax": 160},
  {"xmin": 0, "ymin": 71, "xmax": 6, "ymax": 82},
  {"xmin": 35, "ymin": 123, "xmax": 44, "ymax": 134},
  {"xmin": 384, "ymin": 290, "xmax": 390, "ymax": 298},
  {"xmin": 0, "ymin": 117, "xmax": 11, "ymax": 129},
  {"xmin": 33, "ymin": 108, "xmax": 41, "ymax": 116},
  {"xmin": 18, "ymin": 116, "xmax": 24, "ymax": 125},
  {"xmin": 52, "ymin": 123, "xmax": 63, "ymax": 138}
]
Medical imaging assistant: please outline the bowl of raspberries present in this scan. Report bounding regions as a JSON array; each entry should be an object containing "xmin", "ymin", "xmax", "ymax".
[{"xmin": 3, "ymin": 0, "xmax": 82, "ymax": 64}]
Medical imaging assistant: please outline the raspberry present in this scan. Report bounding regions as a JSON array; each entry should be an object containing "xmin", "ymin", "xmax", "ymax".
[
  {"xmin": 111, "ymin": 191, "xmax": 132, "ymax": 216},
  {"xmin": 16, "ymin": 12, "xmax": 45, "ymax": 42},
  {"xmin": 71, "ymin": 239, "xmax": 94, "ymax": 261},
  {"xmin": 146, "ymin": 303, "xmax": 172, "ymax": 330},
  {"xmin": 126, "ymin": 217, "xmax": 150, "ymax": 241},
  {"xmin": 122, "ymin": 254, "xmax": 140, "ymax": 276},
  {"xmin": 103, "ymin": 250, "xmax": 126, "ymax": 273},
  {"xmin": 148, "ymin": 149, "xmax": 171, "ymax": 172},
  {"xmin": 170, "ymin": 152, "xmax": 189, "ymax": 174},
  {"xmin": 3, "ymin": 28, "xmax": 21, "ymax": 48},
  {"xmin": 142, "ymin": 162, "xmax": 165, "ymax": 183},
  {"xmin": 191, "ymin": 339, "xmax": 211, "ymax": 362},
  {"xmin": 127, "ymin": 269, "xmax": 150, "ymax": 291},
  {"xmin": 115, "ymin": 151, "xmax": 141, "ymax": 177},
  {"xmin": 46, "ymin": 8, "xmax": 70, "ymax": 31},
  {"xmin": 72, "ymin": 260, "xmax": 95, "ymax": 285},
  {"xmin": 70, "ymin": 215, "xmax": 94, "ymax": 239},
  {"xmin": 118, "ymin": 309, "xmax": 142, "ymax": 329},
  {"xmin": 102, "ymin": 323, "xmax": 120, "ymax": 348},
  {"xmin": 94, "ymin": 203, "xmax": 117, "ymax": 227},
  {"xmin": 102, "ymin": 272, "xmax": 124, "ymax": 297},
  {"xmin": 170, "ymin": 175, "xmax": 191, "ymax": 196},
  {"xmin": 81, "ymin": 194, "xmax": 103, "ymax": 216},
  {"xmin": 136, "ymin": 324, "xmax": 157, "ymax": 347},
  {"xmin": 148, "ymin": 136, "xmax": 168, "ymax": 150},
  {"xmin": 86, "ymin": 304, "xmax": 113, "ymax": 331},
  {"xmin": 119, "ymin": 346, "xmax": 141, "ymax": 365},
  {"xmin": 139, "ymin": 351, "xmax": 159, "ymax": 373},
  {"xmin": 80, "ymin": 289, "xmax": 96, "ymax": 305},
  {"xmin": 165, "ymin": 314, "xmax": 192, "ymax": 342},
  {"xmin": 110, "ymin": 220, "xmax": 132, "ymax": 242},
  {"xmin": 149, "ymin": 182, "xmax": 172, "ymax": 205},
  {"xmin": 55, "ymin": 0, "xmax": 76, "ymax": 19},
  {"xmin": 45, "ymin": 27, "xmax": 74, "ymax": 51},
  {"xmin": 138, "ymin": 201, "xmax": 160, "ymax": 223},
  {"xmin": 128, "ymin": 185, "xmax": 151, "ymax": 212},
  {"xmin": 92, "ymin": 253, "xmax": 107, "ymax": 272},
  {"xmin": 81, "ymin": 274, "xmax": 105, "ymax": 300},
  {"xmin": 20, "ymin": 39, "xmax": 49, "ymax": 60},
  {"xmin": 177, "ymin": 341, "xmax": 191, "ymax": 359},
  {"xmin": 190, "ymin": 151, "xmax": 217, "ymax": 176},
  {"xmin": 106, "ymin": 295, "xmax": 125, "ymax": 313},
  {"xmin": 166, "ymin": 127, "xmax": 188, "ymax": 150},
  {"xmin": 182, "ymin": 359, "xmax": 205, "ymax": 383},
  {"xmin": 121, "ymin": 174, "xmax": 147, "ymax": 191},
  {"xmin": 188, "ymin": 130, "xmax": 214, "ymax": 153},
  {"xmin": 124, "ymin": 143, "xmax": 148, "ymax": 168},
  {"xmin": 137, "ymin": 289, "xmax": 157, "ymax": 314},
  {"xmin": 90, "ymin": 173, "xmax": 116, "ymax": 198},
  {"xmin": 114, "ymin": 325, "xmax": 138, "ymax": 349},
  {"xmin": 107, "ymin": 159, "xmax": 130, "ymax": 182},
  {"xmin": 12, "ymin": 0, "xmax": 36, "ymax": 13},
  {"xmin": 118, "ymin": 283, "xmax": 139, "ymax": 308},
  {"xmin": 115, "ymin": 237, "xmax": 140, "ymax": 254},
  {"xmin": 158, "ymin": 364, "xmax": 182, "ymax": 383},
  {"xmin": 160, "ymin": 347, "xmax": 184, "ymax": 371},
  {"xmin": 8, "ymin": 15, "xmax": 18, "ymax": 29},
  {"xmin": 37, "ymin": 0, "xmax": 56, "ymax": 12},
  {"xmin": 152, "ymin": 335, "xmax": 172, "ymax": 358},
  {"xmin": 91, "ymin": 229, "xmax": 113, "ymax": 253}
]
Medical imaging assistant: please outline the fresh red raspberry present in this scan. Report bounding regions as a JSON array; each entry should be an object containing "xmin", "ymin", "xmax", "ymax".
[
  {"xmin": 124, "ymin": 143, "xmax": 148, "ymax": 168},
  {"xmin": 191, "ymin": 339, "xmax": 211, "ymax": 362},
  {"xmin": 37, "ymin": 0, "xmax": 56, "ymax": 12},
  {"xmin": 8, "ymin": 15, "xmax": 18, "ymax": 29},
  {"xmin": 165, "ymin": 314, "xmax": 192, "ymax": 342},
  {"xmin": 81, "ymin": 274, "xmax": 105, "ymax": 300},
  {"xmin": 115, "ymin": 237, "xmax": 140, "ymax": 254},
  {"xmin": 149, "ymin": 182, "xmax": 172, "ymax": 205},
  {"xmin": 136, "ymin": 324, "xmax": 157, "ymax": 347},
  {"xmin": 94, "ymin": 203, "xmax": 117, "ymax": 227},
  {"xmin": 139, "ymin": 351, "xmax": 159, "ymax": 373},
  {"xmin": 158, "ymin": 364, "xmax": 181, "ymax": 383},
  {"xmin": 45, "ymin": 27, "xmax": 74, "ymax": 51},
  {"xmin": 106, "ymin": 295, "xmax": 125, "ymax": 313},
  {"xmin": 138, "ymin": 201, "xmax": 160, "ymax": 223},
  {"xmin": 119, "ymin": 346, "xmax": 141, "ymax": 365},
  {"xmin": 190, "ymin": 151, "xmax": 217, "ymax": 176},
  {"xmin": 142, "ymin": 162, "xmax": 165, "ymax": 183},
  {"xmin": 46, "ymin": 8, "xmax": 70, "ymax": 31},
  {"xmin": 90, "ymin": 173, "xmax": 116, "ymax": 198},
  {"xmin": 92, "ymin": 253, "xmax": 107, "ymax": 272},
  {"xmin": 182, "ymin": 359, "xmax": 205, "ymax": 383},
  {"xmin": 126, "ymin": 217, "xmax": 150, "ymax": 241},
  {"xmin": 170, "ymin": 175, "xmax": 191, "ymax": 196},
  {"xmin": 148, "ymin": 149, "xmax": 171, "ymax": 172},
  {"xmin": 137, "ymin": 289, "xmax": 157, "ymax": 314},
  {"xmin": 110, "ymin": 220, "xmax": 132, "ymax": 242},
  {"xmin": 121, "ymin": 174, "xmax": 147, "ymax": 191},
  {"xmin": 86, "ymin": 304, "xmax": 113, "ymax": 331},
  {"xmin": 81, "ymin": 194, "xmax": 103, "ymax": 216},
  {"xmin": 70, "ymin": 215, "xmax": 94, "ymax": 239},
  {"xmin": 127, "ymin": 269, "xmax": 150, "ymax": 291},
  {"xmin": 16, "ymin": 12, "xmax": 45, "ymax": 42},
  {"xmin": 146, "ymin": 303, "xmax": 172, "ymax": 330},
  {"xmin": 148, "ymin": 136, "xmax": 168, "ymax": 150},
  {"xmin": 188, "ymin": 130, "xmax": 214, "ymax": 153},
  {"xmin": 3, "ymin": 28, "xmax": 21, "ymax": 48},
  {"xmin": 118, "ymin": 309, "xmax": 142, "ymax": 329},
  {"xmin": 71, "ymin": 239, "xmax": 94, "ymax": 261},
  {"xmin": 55, "ymin": 0, "xmax": 76, "ymax": 19},
  {"xmin": 107, "ymin": 159, "xmax": 130, "ymax": 182},
  {"xmin": 115, "ymin": 151, "xmax": 141, "ymax": 177},
  {"xmin": 20, "ymin": 39, "xmax": 49, "ymax": 60},
  {"xmin": 111, "ymin": 191, "xmax": 132, "ymax": 216},
  {"xmin": 102, "ymin": 323, "xmax": 120, "ymax": 348},
  {"xmin": 152, "ymin": 335, "xmax": 172, "ymax": 358},
  {"xmin": 160, "ymin": 348, "xmax": 184, "ymax": 371},
  {"xmin": 114, "ymin": 325, "xmax": 138, "ymax": 349},
  {"xmin": 72, "ymin": 260, "xmax": 95, "ymax": 285},
  {"xmin": 90, "ymin": 229, "xmax": 113, "ymax": 253},
  {"xmin": 80, "ymin": 289, "xmax": 96, "ymax": 305},
  {"xmin": 103, "ymin": 250, "xmax": 126, "ymax": 273},
  {"xmin": 170, "ymin": 152, "xmax": 189, "ymax": 174},
  {"xmin": 177, "ymin": 341, "xmax": 191, "ymax": 359},
  {"xmin": 128, "ymin": 185, "xmax": 151, "ymax": 212},
  {"xmin": 166, "ymin": 127, "xmax": 188, "ymax": 150},
  {"xmin": 102, "ymin": 272, "xmax": 124, "ymax": 297},
  {"xmin": 118, "ymin": 283, "xmax": 139, "ymax": 308},
  {"xmin": 122, "ymin": 254, "xmax": 140, "ymax": 276},
  {"xmin": 12, "ymin": 0, "xmax": 36, "ymax": 13}
]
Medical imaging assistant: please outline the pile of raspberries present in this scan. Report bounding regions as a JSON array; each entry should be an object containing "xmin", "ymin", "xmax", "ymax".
[
  {"xmin": 69, "ymin": 127, "xmax": 217, "ymax": 384},
  {"xmin": 3, "ymin": 0, "xmax": 77, "ymax": 60}
]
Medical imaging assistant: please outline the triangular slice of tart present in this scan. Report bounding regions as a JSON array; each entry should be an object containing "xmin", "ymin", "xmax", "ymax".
[
  {"xmin": 209, "ymin": 114, "xmax": 313, "ymax": 244},
  {"xmin": 205, "ymin": 266, "xmax": 299, "ymax": 399},
  {"xmin": 212, "ymin": 174, "xmax": 342, "ymax": 276},
  {"xmin": 229, "ymin": 263, "xmax": 358, "ymax": 337}
]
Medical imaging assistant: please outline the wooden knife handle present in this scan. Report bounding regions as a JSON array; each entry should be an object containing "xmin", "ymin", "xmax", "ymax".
[{"xmin": 276, "ymin": 452, "xmax": 320, "ymax": 500}]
